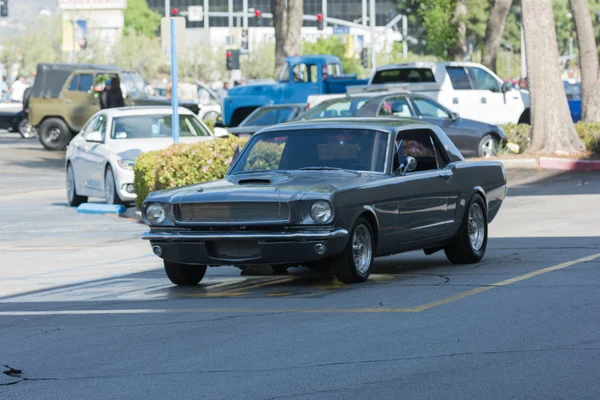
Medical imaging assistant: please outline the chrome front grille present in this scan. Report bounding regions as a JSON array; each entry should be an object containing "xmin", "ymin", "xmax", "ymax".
[{"xmin": 177, "ymin": 202, "xmax": 290, "ymax": 223}]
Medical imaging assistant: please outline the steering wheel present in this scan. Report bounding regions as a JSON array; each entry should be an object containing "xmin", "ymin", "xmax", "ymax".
[{"xmin": 348, "ymin": 163, "xmax": 370, "ymax": 171}]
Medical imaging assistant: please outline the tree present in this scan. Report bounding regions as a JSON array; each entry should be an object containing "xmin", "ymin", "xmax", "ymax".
[
  {"xmin": 418, "ymin": 0, "xmax": 458, "ymax": 58},
  {"xmin": 482, "ymin": 0, "xmax": 513, "ymax": 72},
  {"xmin": 448, "ymin": 0, "xmax": 468, "ymax": 60},
  {"xmin": 569, "ymin": 0, "xmax": 600, "ymax": 122},
  {"xmin": 123, "ymin": 0, "xmax": 162, "ymax": 38},
  {"xmin": 271, "ymin": 0, "xmax": 303, "ymax": 78},
  {"xmin": 303, "ymin": 36, "xmax": 364, "ymax": 76},
  {"xmin": 521, "ymin": 0, "xmax": 584, "ymax": 154}
]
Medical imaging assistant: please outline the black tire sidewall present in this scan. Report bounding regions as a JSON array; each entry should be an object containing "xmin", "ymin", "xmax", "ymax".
[
  {"xmin": 105, "ymin": 166, "xmax": 123, "ymax": 205},
  {"xmin": 39, "ymin": 119, "xmax": 71, "ymax": 150},
  {"xmin": 462, "ymin": 195, "xmax": 488, "ymax": 260},
  {"xmin": 333, "ymin": 217, "xmax": 374, "ymax": 283},
  {"xmin": 478, "ymin": 134, "xmax": 499, "ymax": 158}
]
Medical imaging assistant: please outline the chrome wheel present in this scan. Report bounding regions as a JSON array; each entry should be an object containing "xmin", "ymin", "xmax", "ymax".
[
  {"xmin": 67, "ymin": 165, "xmax": 75, "ymax": 201},
  {"xmin": 19, "ymin": 119, "xmax": 36, "ymax": 138},
  {"xmin": 105, "ymin": 170, "xmax": 115, "ymax": 204},
  {"xmin": 352, "ymin": 224, "xmax": 372, "ymax": 274},
  {"xmin": 480, "ymin": 137, "xmax": 498, "ymax": 158},
  {"xmin": 47, "ymin": 127, "xmax": 62, "ymax": 143},
  {"xmin": 468, "ymin": 203, "xmax": 485, "ymax": 251}
]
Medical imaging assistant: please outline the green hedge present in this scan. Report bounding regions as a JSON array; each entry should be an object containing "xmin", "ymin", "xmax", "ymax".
[
  {"xmin": 133, "ymin": 136, "xmax": 248, "ymax": 207},
  {"xmin": 500, "ymin": 122, "xmax": 600, "ymax": 154}
]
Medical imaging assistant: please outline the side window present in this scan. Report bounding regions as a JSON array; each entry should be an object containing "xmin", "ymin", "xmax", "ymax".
[
  {"xmin": 446, "ymin": 67, "xmax": 472, "ymax": 90},
  {"xmin": 67, "ymin": 73, "xmax": 94, "ymax": 93},
  {"xmin": 307, "ymin": 64, "xmax": 317, "ymax": 83},
  {"xmin": 411, "ymin": 97, "xmax": 450, "ymax": 119},
  {"xmin": 378, "ymin": 96, "xmax": 415, "ymax": 117},
  {"xmin": 326, "ymin": 64, "xmax": 341, "ymax": 76},
  {"xmin": 395, "ymin": 129, "xmax": 440, "ymax": 172},
  {"xmin": 293, "ymin": 64, "xmax": 310, "ymax": 83},
  {"xmin": 82, "ymin": 116, "xmax": 98, "ymax": 136},
  {"xmin": 96, "ymin": 114, "xmax": 107, "ymax": 141},
  {"xmin": 468, "ymin": 67, "xmax": 500, "ymax": 92},
  {"xmin": 279, "ymin": 65, "xmax": 290, "ymax": 82}
]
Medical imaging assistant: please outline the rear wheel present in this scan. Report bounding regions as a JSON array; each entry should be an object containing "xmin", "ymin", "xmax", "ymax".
[
  {"xmin": 444, "ymin": 194, "xmax": 488, "ymax": 264},
  {"xmin": 164, "ymin": 261, "xmax": 207, "ymax": 285},
  {"xmin": 104, "ymin": 166, "xmax": 124, "ymax": 205},
  {"xmin": 18, "ymin": 118, "xmax": 36, "ymax": 139},
  {"xmin": 66, "ymin": 163, "xmax": 87, "ymax": 207},
  {"xmin": 39, "ymin": 118, "xmax": 71, "ymax": 150},
  {"xmin": 478, "ymin": 134, "xmax": 499, "ymax": 158},
  {"xmin": 332, "ymin": 218, "xmax": 374, "ymax": 283}
]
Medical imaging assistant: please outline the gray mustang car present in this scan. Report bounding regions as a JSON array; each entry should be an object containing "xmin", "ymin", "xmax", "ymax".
[{"xmin": 142, "ymin": 118, "xmax": 507, "ymax": 285}]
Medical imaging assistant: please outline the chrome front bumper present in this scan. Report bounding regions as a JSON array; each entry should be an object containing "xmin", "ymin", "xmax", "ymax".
[{"xmin": 142, "ymin": 229, "xmax": 348, "ymax": 242}]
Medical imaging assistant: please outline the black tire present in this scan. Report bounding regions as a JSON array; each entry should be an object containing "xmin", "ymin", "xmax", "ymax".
[
  {"xmin": 271, "ymin": 265, "xmax": 289, "ymax": 275},
  {"xmin": 478, "ymin": 134, "xmax": 499, "ymax": 158},
  {"xmin": 39, "ymin": 118, "xmax": 71, "ymax": 150},
  {"xmin": 104, "ymin": 166, "xmax": 124, "ymax": 205},
  {"xmin": 306, "ymin": 259, "xmax": 331, "ymax": 273},
  {"xmin": 444, "ymin": 194, "xmax": 488, "ymax": 264},
  {"xmin": 18, "ymin": 118, "xmax": 36, "ymax": 139},
  {"xmin": 164, "ymin": 261, "xmax": 207, "ymax": 285},
  {"xmin": 66, "ymin": 163, "xmax": 87, "ymax": 207},
  {"xmin": 331, "ymin": 217, "xmax": 374, "ymax": 283}
]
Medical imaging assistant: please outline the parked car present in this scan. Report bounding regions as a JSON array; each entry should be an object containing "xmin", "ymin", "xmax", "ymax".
[
  {"xmin": 300, "ymin": 92, "xmax": 507, "ymax": 158},
  {"xmin": 327, "ymin": 62, "xmax": 531, "ymax": 125},
  {"xmin": 65, "ymin": 107, "xmax": 217, "ymax": 206},
  {"xmin": 196, "ymin": 81, "xmax": 222, "ymax": 122},
  {"xmin": 226, "ymin": 104, "xmax": 306, "ymax": 138},
  {"xmin": 223, "ymin": 55, "xmax": 368, "ymax": 127},
  {"xmin": 141, "ymin": 118, "xmax": 507, "ymax": 286},
  {"xmin": 29, "ymin": 63, "xmax": 202, "ymax": 151},
  {"xmin": 0, "ymin": 98, "xmax": 34, "ymax": 138}
]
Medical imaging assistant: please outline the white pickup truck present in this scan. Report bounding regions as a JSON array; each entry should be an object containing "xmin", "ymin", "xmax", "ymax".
[{"xmin": 308, "ymin": 62, "xmax": 530, "ymax": 125}]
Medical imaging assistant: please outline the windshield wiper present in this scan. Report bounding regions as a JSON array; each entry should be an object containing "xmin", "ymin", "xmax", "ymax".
[
  {"xmin": 299, "ymin": 167, "xmax": 361, "ymax": 175},
  {"xmin": 233, "ymin": 169, "xmax": 290, "ymax": 175}
]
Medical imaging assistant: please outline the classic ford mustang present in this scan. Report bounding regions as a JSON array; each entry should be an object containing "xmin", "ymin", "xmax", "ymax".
[{"xmin": 142, "ymin": 118, "xmax": 507, "ymax": 285}]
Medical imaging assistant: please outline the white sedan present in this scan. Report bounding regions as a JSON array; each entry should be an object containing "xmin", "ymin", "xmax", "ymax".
[{"xmin": 66, "ymin": 107, "xmax": 219, "ymax": 206}]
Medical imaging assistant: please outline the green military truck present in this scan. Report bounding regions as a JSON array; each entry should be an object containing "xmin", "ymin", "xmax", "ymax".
[{"xmin": 29, "ymin": 63, "xmax": 199, "ymax": 150}]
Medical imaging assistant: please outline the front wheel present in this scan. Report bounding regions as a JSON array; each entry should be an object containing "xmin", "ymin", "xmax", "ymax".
[
  {"xmin": 444, "ymin": 194, "xmax": 488, "ymax": 264},
  {"xmin": 478, "ymin": 134, "xmax": 499, "ymax": 158},
  {"xmin": 164, "ymin": 261, "xmax": 207, "ymax": 285},
  {"xmin": 104, "ymin": 166, "xmax": 124, "ymax": 205},
  {"xmin": 331, "ymin": 218, "xmax": 374, "ymax": 283}
]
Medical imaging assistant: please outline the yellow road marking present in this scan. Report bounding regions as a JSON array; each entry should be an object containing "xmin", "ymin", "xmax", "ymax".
[
  {"xmin": 411, "ymin": 252, "xmax": 600, "ymax": 312},
  {"xmin": 267, "ymin": 292, "xmax": 293, "ymax": 297},
  {"xmin": 185, "ymin": 276, "xmax": 297, "ymax": 298}
]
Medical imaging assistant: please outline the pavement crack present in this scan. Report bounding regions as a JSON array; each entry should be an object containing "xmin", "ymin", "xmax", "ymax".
[{"xmin": 23, "ymin": 328, "xmax": 60, "ymax": 339}]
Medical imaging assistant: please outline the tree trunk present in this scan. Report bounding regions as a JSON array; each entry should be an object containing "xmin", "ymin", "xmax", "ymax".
[
  {"xmin": 448, "ymin": 0, "xmax": 468, "ymax": 61},
  {"xmin": 272, "ymin": 0, "xmax": 288, "ymax": 78},
  {"xmin": 522, "ymin": 0, "xmax": 584, "ymax": 154},
  {"xmin": 569, "ymin": 0, "xmax": 600, "ymax": 122},
  {"xmin": 272, "ymin": 0, "xmax": 303, "ymax": 79},
  {"xmin": 482, "ymin": 0, "xmax": 513, "ymax": 72}
]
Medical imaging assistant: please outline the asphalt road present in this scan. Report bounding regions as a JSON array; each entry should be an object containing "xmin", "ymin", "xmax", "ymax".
[{"xmin": 1, "ymin": 131, "xmax": 600, "ymax": 400}]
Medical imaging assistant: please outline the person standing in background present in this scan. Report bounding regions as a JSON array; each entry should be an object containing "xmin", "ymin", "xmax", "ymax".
[
  {"xmin": 100, "ymin": 77, "xmax": 125, "ymax": 109},
  {"xmin": 9, "ymin": 76, "xmax": 29, "ymax": 103}
]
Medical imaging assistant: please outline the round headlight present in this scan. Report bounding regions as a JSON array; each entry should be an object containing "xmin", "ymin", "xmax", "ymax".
[
  {"xmin": 146, "ymin": 203, "xmax": 166, "ymax": 224},
  {"xmin": 310, "ymin": 200, "xmax": 333, "ymax": 224}
]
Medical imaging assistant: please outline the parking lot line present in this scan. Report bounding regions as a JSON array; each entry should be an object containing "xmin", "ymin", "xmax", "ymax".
[{"xmin": 184, "ymin": 276, "xmax": 298, "ymax": 298}]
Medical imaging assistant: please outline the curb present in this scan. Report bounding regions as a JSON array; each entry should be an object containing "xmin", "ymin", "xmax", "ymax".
[
  {"xmin": 77, "ymin": 203, "xmax": 126, "ymax": 215},
  {"xmin": 496, "ymin": 158, "xmax": 538, "ymax": 170},
  {"xmin": 538, "ymin": 157, "xmax": 600, "ymax": 172}
]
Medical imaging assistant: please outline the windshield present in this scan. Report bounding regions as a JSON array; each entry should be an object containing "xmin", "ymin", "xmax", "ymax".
[
  {"xmin": 371, "ymin": 68, "xmax": 436, "ymax": 84},
  {"xmin": 231, "ymin": 129, "xmax": 389, "ymax": 174},
  {"xmin": 302, "ymin": 98, "xmax": 371, "ymax": 119},
  {"xmin": 243, "ymin": 107, "xmax": 297, "ymax": 126},
  {"xmin": 111, "ymin": 114, "xmax": 212, "ymax": 139}
]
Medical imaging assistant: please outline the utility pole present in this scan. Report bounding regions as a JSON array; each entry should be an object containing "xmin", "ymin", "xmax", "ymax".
[
  {"xmin": 402, "ymin": 15, "xmax": 408, "ymax": 58},
  {"xmin": 204, "ymin": 0, "xmax": 209, "ymax": 30},
  {"xmin": 370, "ymin": 0, "xmax": 376, "ymax": 71},
  {"xmin": 520, "ymin": 22, "xmax": 527, "ymax": 78},
  {"xmin": 322, "ymin": 0, "xmax": 327, "ymax": 30},
  {"xmin": 165, "ymin": 0, "xmax": 170, "ymax": 17},
  {"xmin": 362, "ymin": 0, "xmax": 367, "ymax": 27},
  {"xmin": 228, "ymin": 0, "xmax": 233, "ymax": 43},
  {"xmin": 170, "ymin": 16, "xmax": 180, "ymax": 144}
]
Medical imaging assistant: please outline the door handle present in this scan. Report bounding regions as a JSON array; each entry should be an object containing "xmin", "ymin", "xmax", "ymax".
[
  {"xmin": 438, "ymin": 171, "xmax": 452, "ymax": 180},
  {"xmin": 481, "ymin": 97, "xmax": 487, "ymax": 104}
]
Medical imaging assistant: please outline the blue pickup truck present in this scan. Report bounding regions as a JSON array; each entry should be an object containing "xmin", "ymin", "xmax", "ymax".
[{"xmin": 222, "ymin": 55, "xmax": 369, "ymax": 127}]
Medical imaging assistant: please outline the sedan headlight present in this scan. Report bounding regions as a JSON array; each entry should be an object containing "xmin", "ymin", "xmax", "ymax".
[
  {"xmin": 117, "ymin": 159, "xmax": 135, "ymax": 170},
  {"xmin": 145, "ymin": 203, "xmax": 167, "ymax": 225},
  {"xmin": 310, "ymin": 200, "xmax": 333, "ymax": 224}
]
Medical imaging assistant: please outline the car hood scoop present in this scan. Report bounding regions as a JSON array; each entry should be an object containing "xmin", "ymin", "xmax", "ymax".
[{"xmin": 237, "ymin": 178, "xmax": 273, "ymax": 185}]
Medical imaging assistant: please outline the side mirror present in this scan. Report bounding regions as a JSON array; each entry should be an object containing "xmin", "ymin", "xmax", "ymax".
[
  {"xmin": 501, "ymin": 81, "xmax": 512, "ymax": 93},
  {"xmin": 85, "ymin": 131, "xmax": 102, "ymax": 143},
  {"xmin": 450, "ymin": 112, "xmax": 459, "ymax": 121},
  {"xmin": 403, "ymin": 156, "xmax": 417, "ymax": 174}
]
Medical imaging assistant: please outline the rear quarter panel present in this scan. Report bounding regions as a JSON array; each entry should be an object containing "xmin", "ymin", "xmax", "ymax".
[{"xmin": 450, "ymin": 160, "xmax": 507, "ymax": 224}]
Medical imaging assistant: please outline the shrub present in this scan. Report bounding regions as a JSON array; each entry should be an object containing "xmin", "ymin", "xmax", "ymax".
[
  {"xmin": 575, "ymin": 122, "xmax": 600, "ymax": 154},
  {"xmin": 133, "ymin": 136, "xmax": 248, "ymax": 207},
  {"xmin": 500, "ymin": 123, "xmax": 531, "ymax": 154}
]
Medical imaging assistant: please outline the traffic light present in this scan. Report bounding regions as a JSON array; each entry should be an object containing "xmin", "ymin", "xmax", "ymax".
[
  {"xmin": 171, "ymin": 7, "xmax": 179, "ymax": 17},
  {"xmin": 226, "ymin": 49, "xmax": 240, "ymax": 70},
  {"xmin": 0, "ymin": 0, "xmax": 8, "ymax": 18},
  {"xmin": 360, "ymin": 48, "xmax": 369, "ymax": 68},
  {"xmin": 254, "ymin": 9, "xmax": 262, "ymax": 27},
  {"xmin": 316, "ymin": 13, "xmax": 323, "ymax": 30}
]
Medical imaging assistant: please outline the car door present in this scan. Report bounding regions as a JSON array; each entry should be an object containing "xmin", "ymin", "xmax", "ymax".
[
  {"xmin": 83, "ymin": 113, "xmax": 109, "ymax": 194},
  {"xmin": 444, "ymin": 66, "xmax": 480, "ymax": 120},
  {"xmin": 466, "ymin": 66, "xmax": 508, "ymax": 124},
  {"xmin": 62, "ymin": 72, "xmax": 100, "ymax": 131},
  {"xmin": 68, "ymin": 117, "xmax": 97, "ymax": 196},
  {"xmin": 409, "ymin": 96, "xmax": 479, "ymax": 157},
  {"xmin": 393, "ymin": 129, "xmax": 457, "ymax": 241}
]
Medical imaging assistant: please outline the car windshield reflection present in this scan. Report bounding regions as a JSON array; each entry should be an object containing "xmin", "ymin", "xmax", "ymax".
[{"xmin": 231, "ymin": 129, "xmax": 389, "ymax": 174}]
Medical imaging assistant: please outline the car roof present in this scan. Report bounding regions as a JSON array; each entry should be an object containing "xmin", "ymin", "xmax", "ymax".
[
  {"xmin": 374, "ymin": 61, "xmax": 485, "ymax": 71},
  {"xmin": 258, "ymin": 103, "xmax": 307, "ymax": 110},
  {"xmin": 286, "ymin": 55, "xmax": 341, "ymax": 65},
  {"xmin": 257, "ymin": 117, "xmax": 431, "ymax": 134},
  {"xmin": 98, "ymin": 106, "xmax": 195, "ymax": 117}
]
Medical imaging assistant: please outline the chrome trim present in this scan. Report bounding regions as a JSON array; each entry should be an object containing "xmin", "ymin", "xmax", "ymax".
[
  {"xmin": 142, "ymin": 229, "xmax": 349, "ymax": 241},
  {"xmin": 410, "ymin": 220, "xmax": 455, "ymax": 230}
]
